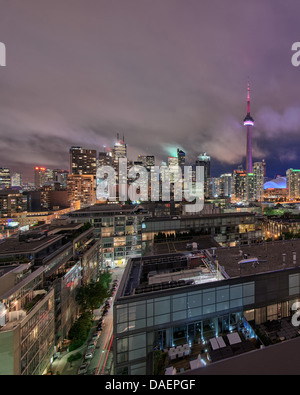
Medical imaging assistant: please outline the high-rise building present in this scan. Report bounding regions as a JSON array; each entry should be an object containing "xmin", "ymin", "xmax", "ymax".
[
  {"xmin": 53, "ymin": 169, "xmax": 69, "ymax": 189},
  {"xmin": 252, "ymin": 162, "xmax": 265, "ymax": 202},
  {"xmin": 11, "ymin": 172, "xmax": 22, "ymax": 188},
  {"xmin": 196, "ymin": 153, "xmax": 210, "ymax": 197},
  {"xmin": 220, "ymin": 173, "xmax": 232, "ymax": 197},
  {"xmin": 0, "ymin": 168, "xmax": 11, "ymax": 189},
  {"xmin": 44, "ymin": 168, "xmax": 54, "ymax": 184},
  {"xmin": 231, "ymin": 169, "xmax": 247, "ymax": 201},
  {"xmin": 196, "ymin": 153, "xmax": 211, "ymax": 182},
  {"xmin": 137, "ymin": 155, "xmax": 155, "ymax": 171},
  {"xmin": 113, "ymin": 137, "xmax": 127, "ymax": 172},
  {"xmin": 246, "ymin": 173, "xmax": 255, "ymax": 201},
  {"xmin": 243, "ymin": 82, "xmax": 254, "ymax": 174},
  {"xmin": 98, "ymin": 151, "xmax": 113, "ymax": 168},
  {"xmin": 177, "ymin": 149, "xmax": 186, "ymax": 170},
  {"xmin": 69, "ymin": 146, "xmax": 97, "ymax": 176},
  {"xmin": 286, "ymin": 169, "xmax": 300, "ymax": 200},
  {"xmin": 67, "ymin": 174, "xmax": 96, "ymax": 209},
  {"xmin": 207, "ymin": 177, "xmax": 221, "ymax": 198},
  {"xmin": 34, "ymin": 166, "xmax": 46, "ymax": 189}
]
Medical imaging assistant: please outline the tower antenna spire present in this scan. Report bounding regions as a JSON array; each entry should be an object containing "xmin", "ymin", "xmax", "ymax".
[{"xmin": 243, "ymin": 80, "xmax": 254, "ymax": 174}]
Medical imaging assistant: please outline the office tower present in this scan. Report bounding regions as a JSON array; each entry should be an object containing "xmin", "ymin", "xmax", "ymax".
[
  {"xmin": 208, "ymin": 177, "xmax": 221, "ymax": 198},
  {"xmin": 196, "ymin": 153, "xmax": 210, "ymax": 197},
  {"xmin": 11, "ymin": 172, "xmax": 22, "ymax": 188},
  {"xmin": 252, "ymin": 162, "xmax": 264, "ymax": 202},
  {"xmin": 196, "ymin": 153, "xmax": 211, "ymax": 181},
  {"xmin": 98, "ymin": 151, "xmax": 113, "ymax": 167},
  {"xmin": 53, "ymin": 169, "xmax": 69, "ymax": 189},
  {"xmin": 168, "ymin": 156, "xmax": 180, "ymax": 184},
  {"xmin": 177, "ymin": 149, "xmax": 186, "ymax": 170},
  {"xmin": 44, "ymin": 168, "xmax": 54, "ymax": 184},
  {"xmin": 69, "ymin": 146, "xmax": 97, "ymax": 175},
  {"xmin": 112, "ymin": 136, "xmax": 127, "ymax": 198},
  {"xmin": 137, "ymin": 155, "xmax": 155, "ymax": 171},
  {"xmin": 0, "ymin": 168, "xmax": 11, "ymax": 189},
  {"xmin": 220, "ymin": 173, "xmax": 232, "ymax": 197},
  {"xmin": 113, "ymin": 136, "xmax": 127, "ymax": 171},
  {"xmin": 286, "ymin": 169, "xmax": 300, "ymax": 200},
  {"xmin": 231, "ymin": 169, "xmax": 247, "ymax": 201},
  {"xmin": 243, "ymin": 82, "xmax": 254, "ymax": 174},
  {"xmin": 67, "ymin": 174, "xmax": 96, "ymax": 209},
  {"xmin": 34, "ymin": 166, "xmax": 46, "ymax": 189}
]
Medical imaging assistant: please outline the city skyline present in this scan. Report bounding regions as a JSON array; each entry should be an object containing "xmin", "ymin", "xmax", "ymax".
[{"xmin": 1, "ymin": 1, "xmax": 300, "ymax": 181}]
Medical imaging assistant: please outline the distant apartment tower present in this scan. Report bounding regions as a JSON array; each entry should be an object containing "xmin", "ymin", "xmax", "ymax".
[
  {"xmin": 286, "ymin": 169, "xmax": 300, "ymax": 200},
  {"xmin": 208, "ymin": 177, "xmax": 221, "ymax": 198},
  {"xmin": 34, "ymin": 167, "xmax": 46, "ymax": 189},
  {"xmin": 0, "ymin": 168, "xmax": 11, "ymax": 189},
  {"xmin": 11, "ymin": 172, "xmax": 22, "ymax": 188},
  {"xmin": 253, "ymin": 162, "xmax": 265, "ymax": 202},
  {"xmin": 232, "ymin": 169, "xmax": 247, "ymax": 201},
  {"xmin": 69, "ymin": 146, "xmax": 97, "ymax": 176},
  {"xmin": 220, "ymin": 173, "xmax": 232, "ymax": 197},
  {"xmin": 67, "ymin": 174, "xmax": 96, "ymax": 210}
]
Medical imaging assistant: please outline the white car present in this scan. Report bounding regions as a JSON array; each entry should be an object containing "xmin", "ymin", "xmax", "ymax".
[{"xmin": 84, "ymin": 351, "xmax": 94, "ymax": 360}]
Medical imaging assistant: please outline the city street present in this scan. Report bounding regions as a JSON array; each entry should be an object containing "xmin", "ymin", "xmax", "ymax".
[
  {"xmin": 50, "ymin": 266, "xmax": 124, "ymax": 375},
  {"xmin": 89, "ymin": 266, "xmax": 124, "ymax": 375}
]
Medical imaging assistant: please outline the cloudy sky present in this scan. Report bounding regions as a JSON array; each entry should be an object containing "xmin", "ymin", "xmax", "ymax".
[{"xmin": 1, "ymin": 0, "xmax": 300, "ymax": 181}]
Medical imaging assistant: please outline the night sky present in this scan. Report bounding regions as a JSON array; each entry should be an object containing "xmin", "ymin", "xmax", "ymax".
[{"xmin": 1, "ymin": 0, "xmax": 300, "ymax": 181}]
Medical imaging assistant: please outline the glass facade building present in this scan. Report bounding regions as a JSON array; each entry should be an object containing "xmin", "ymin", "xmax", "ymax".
[{"xmin": 114, "ymin": 254, "xmax": 300, "ymax": 375}]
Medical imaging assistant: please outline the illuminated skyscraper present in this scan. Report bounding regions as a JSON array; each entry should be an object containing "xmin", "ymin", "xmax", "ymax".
[
  {"xmin": 253, "ymin": 162, "xmax": 264, "ymax": 202},
  {"xmin": 243, "ymin": 82, "xmax": 254, "ymax": 174},
  {"xmin": 286, "ymin": 169, "xmax": 300, "ymax": 200},
  {"xmin": 34, "ymin": 166, "xmax": 46, "ymax": 189},
  {"xmin": 11, "ymin": 172, "xmax": 22, "ymax": 188},
  {"xmin": 0, "ymin": 168, "xmax": 11, "ymax": 189},
  {"xmin": 177, "ymin": 149, "xmax": 186, "ymax": 170},
  {"xmin": 232, "ymin": 169, "xmax": 247, "ymax": 201},
  {"xmin": 69, "ymin": 146, "xmax": 97, "ymax": 176},
  {"xmin": 137, "ymin": 155, "xmax": 155, "ymax": 171}
]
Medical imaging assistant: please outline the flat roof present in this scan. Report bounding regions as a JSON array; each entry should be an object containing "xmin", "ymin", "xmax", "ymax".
[
  {"xmin": 215, "ymin": 239, "xmax": 300, "ymax": 278},
  {"xmin": 70, "ymin": 204, "xmax": 142, "ymax": 214},
  {"xmin": 144, "ymin": 212, "xmax": 257, "ymax": 222},
  {"xmin": 120, "ymin": 248, "xmax": 222, "ymax": 297},
  {"xmin": 0, "ymin": 234, "xmax": 64, "ymax": 255}
]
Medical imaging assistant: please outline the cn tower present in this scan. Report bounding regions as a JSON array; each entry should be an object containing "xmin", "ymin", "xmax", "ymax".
[{"xmin": 243, "ymin": 82, "xmax": 254, "ymax": 174}]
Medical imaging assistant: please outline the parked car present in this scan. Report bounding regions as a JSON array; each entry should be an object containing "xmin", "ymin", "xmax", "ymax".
[
  {"xmin": 91, "ymin": 332, "xmax": 99, "ymax": 341},
  {"xmin": 84, "ymin": 351, "xmax": 94, "ymax": 360},
  {"xmin": 88, "ymin": 341, "xmax": 96, "ymax": 350},
  {"xmin": 102, "ymin": 309, "xmax": 108, "ymax": 316},
  {"xmin": 78, "ymin": 362, "xmax": 89, "ymax": 375}
]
